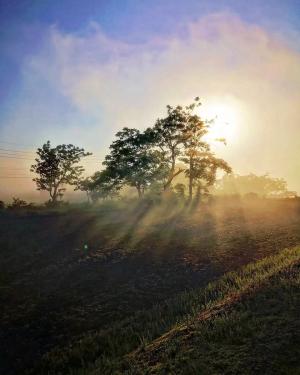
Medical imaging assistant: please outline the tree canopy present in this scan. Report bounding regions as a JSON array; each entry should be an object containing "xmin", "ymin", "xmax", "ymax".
[
  {"xmin": 102, "ymin": 127, "xmax": 167, "ymax": 197},
  {"xmin": 31, "ymin": 141, "xmax": 91, "ymax": 203}
]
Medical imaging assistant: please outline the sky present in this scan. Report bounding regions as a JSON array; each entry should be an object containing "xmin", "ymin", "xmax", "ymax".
[{"xmin": 0, "ymin": 0, "xmax": 300, "ymax": 200}]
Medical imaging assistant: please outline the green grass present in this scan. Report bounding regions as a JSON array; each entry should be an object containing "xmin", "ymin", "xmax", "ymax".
[
  {"xmin": 126, "ymin": 248, "xmax": 300, "ymax": 374},
  {"xmin": 34, "ymin": 246, "xmax": 300, "ymax": 374}
]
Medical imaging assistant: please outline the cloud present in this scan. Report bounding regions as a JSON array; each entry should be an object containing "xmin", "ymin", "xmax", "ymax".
[{"xmin": 2, "ymin": 12, "xmax": 300, "ymax": 195}]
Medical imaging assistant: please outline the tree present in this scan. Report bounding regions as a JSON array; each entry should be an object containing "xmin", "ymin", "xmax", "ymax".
[
  {"xmin": 182, "ymin": 128, "xmax": 231, "ymax": 200},
  {"xmin": 187, "ymin": 155, "xmax": 231, "ymax": 201},
  {"xmin": 151, "ymin": 101, "xmax": 196, "ymax": 190},
  {"xmin": 76, "ymin": 177, "xmax": 94, "ymax": 203},
  {"xmin": 103, "ymin": 128, "xmax": 165, "ymax": 197},
  {"xmin": 150, "ymin": 97, "xmax": 230, "ymax": 195},
  {"xmin": 173, "ymin": 101, "xmax": 232, "ymax": 200},
  {"xmin": 31, "ymin": 141, "xmax": 91, "ymax": 203},
  {"xmin": 88, "ymin": 170, "xmax": 121, "ymax": 201}
]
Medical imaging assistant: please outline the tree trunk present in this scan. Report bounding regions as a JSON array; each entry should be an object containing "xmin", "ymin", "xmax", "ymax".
[
  {"xmin": 50, "ymin": 183, "xmax": 59, "ymax": 203},
  {"xmin": 164, "ymin": 153, "xmax": 175, "ymax": 190},
  {"xmin": 188, "ymin": 155, "xmax": 193, "ymax": 201},
  {"xmin": 137, "ymin": 185, "xmax": 142, "ymax": 198},
  {"xmin": 195, "ymin": 185, "xmax": 201, "ymax": 204},
  {"xmin": 52, "ymin": 187, "xmax": 58, "ymax": 202}
]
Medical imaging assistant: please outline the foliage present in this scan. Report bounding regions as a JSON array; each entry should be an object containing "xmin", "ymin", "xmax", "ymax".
[
  {"xmin": 98, "ymin": 98, "xmax": 231, "ymax": 199},
  {"xmin": 31, "ymin": 141, "xmax": 91, "ymax": 202},
  {"xmin": 151, "ymin": 98, "xmax": 201, "ymax": 190},
  {"xmin": 89, "ymin": 170, "xmax": 121, "ymax": 201},
  {"xmin": 180, "ymin": 106, "xmax": 231, "ymax": 199},
  {"xmin": 76, "ymin": 177, "xmax": 94, "ymax": 202},
  {"xmin": 103, "ymin": 127, "xmax": 166, "ymax": 197},
  {"xmin": 7, "ymin": 197, "xmax": 32, "ymax": 210},
  {"xmin": 0, "ymin": 200, "xmax": 5, "ymax": 210}
]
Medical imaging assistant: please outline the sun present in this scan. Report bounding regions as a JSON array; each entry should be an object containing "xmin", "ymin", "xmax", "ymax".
[{"xmin": 198, "ymin": 99, "xmax": 241, "ymax": 145}]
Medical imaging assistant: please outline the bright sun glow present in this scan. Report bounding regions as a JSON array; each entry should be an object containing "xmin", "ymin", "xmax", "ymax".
[{"xmin": 198, "ymin": 99, "xmax": 241, "ymax": 145}]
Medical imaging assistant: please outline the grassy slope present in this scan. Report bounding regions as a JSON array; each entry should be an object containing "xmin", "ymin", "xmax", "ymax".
[
  {"xmin": 127, "ymin": 247, "xmax": 300, "ymax": 375},
  {"xmin": 36, "ymin": 246, "xmax": 300, "ymax": 374}
]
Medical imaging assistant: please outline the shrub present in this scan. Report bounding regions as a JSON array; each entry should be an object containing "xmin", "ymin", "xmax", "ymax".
[{"xmin": 7, "ymin": 197, "xmax": 30, "ymax": 210}]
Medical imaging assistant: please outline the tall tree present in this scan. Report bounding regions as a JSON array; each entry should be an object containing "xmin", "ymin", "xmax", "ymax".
[
  {"xmin": 151, "ymin": 97, "xmax": 202, "ymax": 190},
  {"xmin": 103, "ymin": 127, "xmax": 165, "ymax": 197},
  {"xmin": 31, "ymin": 141, "xmax": 91, "ymax": 203},
  {"xmin": 187, "ymin": 155, "xmax": 232, "ymax": 201},
  {"xmin": 181, "ymin": 113, "xmax": 231, "ymax": 200}
]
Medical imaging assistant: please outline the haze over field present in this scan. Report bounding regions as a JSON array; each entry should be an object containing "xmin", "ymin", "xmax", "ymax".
[{"xmin": 0, "ymin": 0, "xmax": 300, "ymax": 199}]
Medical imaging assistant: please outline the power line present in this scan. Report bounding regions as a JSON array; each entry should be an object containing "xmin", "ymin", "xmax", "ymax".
[
  {"xmin": 0, "ymin": 156, "xmax": 101, "ymax": 164},
  {"xmin": 0, "ymin": 176, "xmax": 33, "ymax": 178},
  {"xmin": 0, "ymin": 147, "xmax": 35, "ymax": 154},
  {"xmin": 0, "ymin": 155, "xmax": 34, "ymax": 160},
  {"xmin": 0, "ymin": 140, "xmax": 102, "ymax": 154},
  {"xmin": 0, "ymin": 140, "xmax": 39, "ymax": 147},
  {"xmin": 0, "ymin": 147, "xmax": 103, "ymax": 158}
]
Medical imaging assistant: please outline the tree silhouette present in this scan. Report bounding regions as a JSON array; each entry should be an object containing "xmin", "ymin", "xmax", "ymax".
[
  {"xmin": 31, "ymin": 141, "xmax": 91, "ymax": 203},
  {"xmin": 7, "ymin": 197, "xmax": 30, "ymax": 209},
  {"xmin": 181, "ymin": 113, "xmax": 231, "ymax": 200},
  {"xmin": 151, "ymin": 102, "xmax": 193, "ymax": 190},
  {"xmin": 151, "ymin": 97, "xmax": 231, "ymax": 199},
  {"xmin": 76, "ymin": 177, "xmax": 94, "ymax": 203},
  {"xmin": 87, "ymin": 170, "xmax": 121, "ymax": 201},
  {"xmin": 83, "ymin": 98, "xmax": 231, "ymax": 201},
  {"xmin": 103, "ymin": 128, "xmax": 165, "ymax": 197}
]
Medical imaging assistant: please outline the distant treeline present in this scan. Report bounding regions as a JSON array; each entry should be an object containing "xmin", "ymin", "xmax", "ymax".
[{"xmin": 213, "ymin": 173, "xmax": 297, "ymax": 198}]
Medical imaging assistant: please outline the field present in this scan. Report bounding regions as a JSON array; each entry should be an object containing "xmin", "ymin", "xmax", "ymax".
[{"xmin": 1, "ymin": 198, "xmax": 300, "ymax": 374}]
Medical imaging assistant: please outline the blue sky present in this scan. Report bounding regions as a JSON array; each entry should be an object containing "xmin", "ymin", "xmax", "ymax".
[
  {"xmin": 1, "ymin": 0, "xmax": 299, "ymax": 106},
  {"xmin": 0, "ymin": 0, "xmax": 300, "ymax": 197}
]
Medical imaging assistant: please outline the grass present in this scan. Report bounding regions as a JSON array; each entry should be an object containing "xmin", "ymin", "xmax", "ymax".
[
  {"xmin": 34, "ymin": 246, "xmax": 300, "ymax": 374},
  {"xmin": 127, "ymin": 248, "xmax": 300, "ymax": 374}
]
